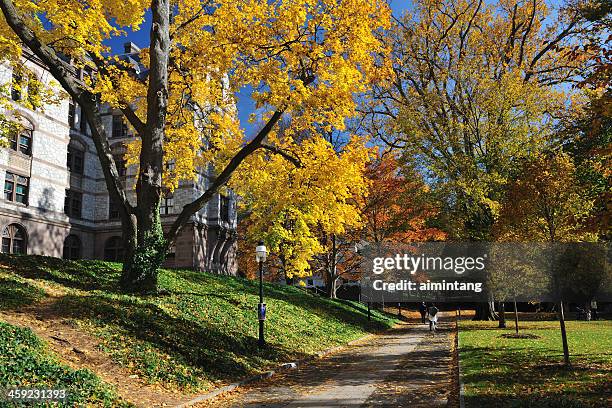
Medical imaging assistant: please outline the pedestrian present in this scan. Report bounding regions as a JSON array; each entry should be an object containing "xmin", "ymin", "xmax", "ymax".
[
  {"xmin": 418, "ymin": 302, "xmax": 427, "ymax": 324},
  {"xmin": 427, "ymin": 303, "xmax": 439, "ymax": 332},
  {"xmin": 591, "ymin": 300, "xmax": 598, "ymax": 321}
]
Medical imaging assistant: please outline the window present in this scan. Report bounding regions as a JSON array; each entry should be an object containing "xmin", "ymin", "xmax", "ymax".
[
  {"xmin": 67, "ymin": 145, "xmax": 84, "ymax": 175},
  {"xmin": 104, "ymin": 236, "xmax": 123, "ymax": 262},
  {"xmin": 165, "ymin": 245, "xmax": 176, "ymax": 260},
  {"xmin": 81, "ymin": 67, "xmax": 93, "ymax": 83},
  {"xmin": 64, "ymin": 189, "xmax": 82, "ymax": 218},
  {"xmin": 160, "ymin": 193, "xmax": 174, "ymax": 215},
  {"xmin": 108, "ymin": 198, "xmax": 120, "ymax": 219},
  {"xmin": 110, "ymin": 143, "xmax": 127, "ymax": 177},
  {"xmin": 11, "ymin": 72, "xmax": 22, "ymax": 101},
  {"xmin": 63, "ymin": 235, "xmax": 81, "ymax": 260},
  {"xmin": 220, "ymin": 195, "xmax": 230, "ymax": 222},
  {"xmin": 1, "ymin": 224, "xmax": 26, "ymax": 254},
  {"xmin": 9, "ymin": 129, "xmax": 32, "ymax": 155},
  {"xmin": 113, "ymin": 154, "xmax": 127, "ymax": 177},
  {"xmin": 112, "ymin": 115, "xmax": 127, "ymax": 138},
  {"xmin": 68, "ymin": 101, "xmax": 76, "ymax": 129},
  {"xmin": 4, "ymin": 172, "xmax": 29, "ymax": 204},
  {"xmin": 79, "ymin": 110, "xmax": 88, "ymax": 134}
]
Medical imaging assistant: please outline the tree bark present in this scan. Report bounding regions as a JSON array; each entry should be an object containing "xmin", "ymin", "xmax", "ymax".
[
  {"xmin": 473, "ymin": 301, "xmax": 498, "ymax": 321},
  {"xmin": 498, "ymin": 301, "xmax": 506, "ymax": 328},
  {"xmin": 119, "ymin": 0, "xmax": 170, "ymax": 292},
  {"xmin": 514, "ymin": 298, "xmax": 520, "ymax": 335},
  {"xmin": 325, "ymin": 234, "xmax": 339, "ymax": 299},
  {"xmin": 558, "ymin": 301, "xmax": 571, "ymax": 367}
]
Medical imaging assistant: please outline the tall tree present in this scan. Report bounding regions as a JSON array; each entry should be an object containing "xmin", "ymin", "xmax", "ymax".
[
  {"xmin": 312, "ymin": 152, "xmax": 446, "ymax": 298},
  {"xmin": 0, "ymin": 0, "xmax": 391, "ymax": 292},
  {"xmin": 495, "ymin": 151, "xmax": 596, "ymax": 365},
  {"xmin": 367, "ymin": 0, "xmax": 597, "ymax": 319},
  {"xmin": 232, "ymin": 129, "xmax": 370, "ymax": 283},
  {"xmin": 361, "ymin": 153, "xmax": 446, "ymax": 244}
]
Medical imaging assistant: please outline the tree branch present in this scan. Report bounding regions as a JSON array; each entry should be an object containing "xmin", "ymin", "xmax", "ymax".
[
  {"xmin": 261, "ymin": 143, "xmax": 302, "ymax": 167},
  {"xmin": 166, "ymin": 109, "xmax": 285, "ymax": 246},
  {"xmin": 0, "ymin": 0, "xmax": 134, "ymax": 219},
  {"xmin": 88, "ymin": 53, "xmax": 146, "ymax": 134},
  {"xmin": 524, "ymin": 17, "xmax": 579, "ymax": 83}
]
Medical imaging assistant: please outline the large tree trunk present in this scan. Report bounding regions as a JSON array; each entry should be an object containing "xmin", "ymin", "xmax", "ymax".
[
  {"xmin": 120, "ymin": 214, "xmax": 166, "ymax": 293},
  {"xmin": 498, "ymin": 301, "xmax": 506, "ymax": 328},
  {"xmin": 119, "ymin": 0, "xmax": 170, "ymax": 292},
  {"xmin": 473, "ymin": 301, "xmax": 498, "ymax": 321}
]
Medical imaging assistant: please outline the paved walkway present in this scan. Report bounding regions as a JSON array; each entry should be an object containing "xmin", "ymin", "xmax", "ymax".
[{"xmin": 198, "ymin": 312, "xmax": 456, "ymax": 408}]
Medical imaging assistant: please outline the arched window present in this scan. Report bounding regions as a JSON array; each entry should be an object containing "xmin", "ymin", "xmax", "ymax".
[
  {"xmin": 8, "ymin": 120, "xmax": 34, "ymax": 156},
  {"xmin": 9, "ymin": 128, "xmax": 33, "ymax": 155},
  {"xmin": 63, "ymin": 235, "xmax": 81, "ymax": 260},
  {"xmin": 104, "ymin": 236, "xmax": 123, "ymax": 262},
  {"xmin": 1, "ymin": 224, "xmax": 27, "ymax": 254}
]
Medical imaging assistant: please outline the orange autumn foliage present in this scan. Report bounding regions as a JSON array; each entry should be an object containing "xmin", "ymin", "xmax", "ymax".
[{"xmin": 361, "ymin": 154, "xmax": 446, "ymax": 243}]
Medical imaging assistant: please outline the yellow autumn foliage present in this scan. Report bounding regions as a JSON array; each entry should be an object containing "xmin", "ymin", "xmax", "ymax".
[{"xmin": 232, "ymin": 134, "xmax": 371, "ymax": 277}]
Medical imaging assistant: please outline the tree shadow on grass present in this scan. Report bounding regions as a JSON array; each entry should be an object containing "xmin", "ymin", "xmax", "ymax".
[
  {"xmin": 166, "ymin": 269, "xmax": 393, "ymax": 333},
  {"xmin": 461, "ymin": 344, "xmax": 612, "ymax": 407},
  {"xmin": 0, "ymin": 254, "xmax": 122, "ymax": 294},
  {"xmin": 0, "ymin": 275, "xmax": 44, "ymax": 310},
  {"xmin": 44, "ymin": 293, "xmax": 308, "ymax": 387}
]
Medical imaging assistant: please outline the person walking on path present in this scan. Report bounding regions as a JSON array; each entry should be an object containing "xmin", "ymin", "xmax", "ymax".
[
  {"xmin": 427, "ymin": 304, "xmax": 439, "ymax": 332},
  {"xmin": 419, "ymin": 302, "xmax": 427, "ymax": 324}
]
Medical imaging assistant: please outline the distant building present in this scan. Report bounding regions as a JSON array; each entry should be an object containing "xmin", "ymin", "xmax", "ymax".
[
  {"xmin": 0, "ymin": 45, "xmax": 238, "ymax": 274},
  {"xmin": 296, "ymin": 274, "xmax": 326, "ymax": 292}
]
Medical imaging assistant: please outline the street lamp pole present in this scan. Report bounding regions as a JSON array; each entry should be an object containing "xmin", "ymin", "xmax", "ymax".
[{"xmin": 256, "ymin": 241, "xmax": 267, "ymax": 348}]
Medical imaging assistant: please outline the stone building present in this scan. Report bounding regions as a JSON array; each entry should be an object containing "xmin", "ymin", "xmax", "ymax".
[{"xmin": 0, "ymin": 45, "xmax": 238, "ymax": 274}]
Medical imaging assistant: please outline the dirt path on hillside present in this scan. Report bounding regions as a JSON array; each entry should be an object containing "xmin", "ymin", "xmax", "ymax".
[
  {"xmin": 0, "ymin": 294, "xmax": 194, "ymax": 407},
  {"xmin": 194, "ymin": 313, "xmax": 458, "ymax": 408}
]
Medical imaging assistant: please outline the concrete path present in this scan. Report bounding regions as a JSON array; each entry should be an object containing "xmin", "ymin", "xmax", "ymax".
[{"xmin": 199, "ymin": 312, "xmax": 455, "ymax": 408}]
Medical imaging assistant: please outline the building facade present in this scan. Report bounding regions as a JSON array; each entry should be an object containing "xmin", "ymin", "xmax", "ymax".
[{"xmin": 0, "ymin": 47, "xmax": 238, "ymax": 274}]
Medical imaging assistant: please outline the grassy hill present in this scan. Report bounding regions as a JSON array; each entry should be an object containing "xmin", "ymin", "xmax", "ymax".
[
  {"xmin": 0, "ymin": 321, "xmax": 128, "ymax": 407},
  {"xmin": 0, "ymin": 254, "xmax": 394, "ymax": 394}
]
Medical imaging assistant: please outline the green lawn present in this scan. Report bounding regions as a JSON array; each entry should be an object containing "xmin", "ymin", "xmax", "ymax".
[
  {"xmin": 0, "ymin": 321, "xmax": 128, "ymax": 407},
  {"xmin": 459, "ymin": 318, "xmax": 612, "ymax": 407},
  {"xmin": 0, "ymin": 254, "xmax": 394, "ymax": 393}
]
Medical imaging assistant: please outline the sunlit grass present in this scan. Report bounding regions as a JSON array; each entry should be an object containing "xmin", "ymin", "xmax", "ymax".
[
  {"xmin": 459, "ymin": 318, "xmax": 612, "ymax": 407},
  {"xmin": 0, "ymin": 254, "xmax": 395, "ymax": 392}
]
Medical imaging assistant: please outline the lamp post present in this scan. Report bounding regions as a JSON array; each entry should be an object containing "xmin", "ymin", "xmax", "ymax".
[{"xmin": 256, "ymin": 241, "xmax": 267, "ymax": 348}]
